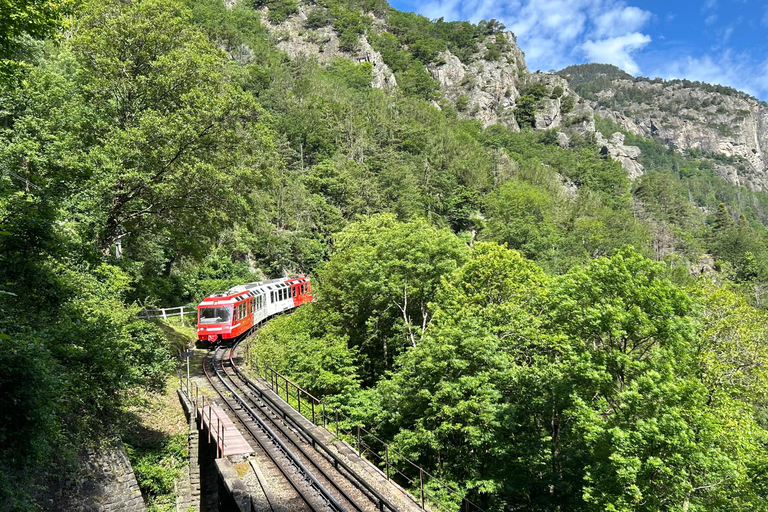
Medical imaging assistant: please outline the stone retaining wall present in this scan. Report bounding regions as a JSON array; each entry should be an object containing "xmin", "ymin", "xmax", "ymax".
[{"xmin": 38, "ymin": 440, "xmax": 146, "ymax": 512}]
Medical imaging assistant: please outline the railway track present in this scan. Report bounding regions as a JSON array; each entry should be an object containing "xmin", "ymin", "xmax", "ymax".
[{"xmin": 203, "ymin": 337, "xmax": 401, "ymax": 512}]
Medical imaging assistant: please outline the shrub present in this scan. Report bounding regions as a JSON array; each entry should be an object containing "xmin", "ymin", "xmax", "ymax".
[
  {"xmin": 455, "ymin": 94, "xmax": 470, "ymax": 111},
  {"xmin": 305, "ymin": 8, "xmax": 332, "ymax": 29}
]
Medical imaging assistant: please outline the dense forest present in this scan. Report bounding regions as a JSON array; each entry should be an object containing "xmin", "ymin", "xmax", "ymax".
[{"xmin": 3, "ymin": 0, "xmax": 768, "ymax": 510}]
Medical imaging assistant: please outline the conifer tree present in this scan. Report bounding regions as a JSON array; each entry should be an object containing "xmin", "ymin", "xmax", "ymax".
[{"xmin": 714, "ymin": 202, "xmax": 732, "ymax": 232}]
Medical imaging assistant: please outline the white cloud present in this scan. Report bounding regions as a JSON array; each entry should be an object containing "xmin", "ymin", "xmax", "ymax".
[
  {"xmin": 719, "ymin": 25, "xmax": 734, "ymax": 45},
  {"xmin": 705, "ymin": 14, "xmax": 718, "ymax": 25},
  {"xmin": 581, "ymin": 32, "xmax": 652, "ymax": 74},
  {"xmin": 593, "ymin": 6, "xmax": 652, "ymax": 37},
  {"xmin": 418, "ymin": 0, "xmax": 654, "ymax": 73}
]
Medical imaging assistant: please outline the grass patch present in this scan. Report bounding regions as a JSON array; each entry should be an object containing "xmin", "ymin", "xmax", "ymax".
[
  {"xmin": 121, "ymin": 375, "xmax": 189, "ymax": 512},
  {"xmin": 157, "ymin": 316, "xmax": 197, "ymax": 357}
]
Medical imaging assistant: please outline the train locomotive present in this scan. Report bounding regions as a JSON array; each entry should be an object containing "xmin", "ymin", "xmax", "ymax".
[{"xmin": 197, "ymin": 276, "xmax": 312, "ymax": 345}]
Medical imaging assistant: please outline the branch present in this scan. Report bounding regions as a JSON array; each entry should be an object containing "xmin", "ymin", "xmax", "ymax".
[{"xmin": 394, "ymin": 285, "xmax": 417, "ymax": 347}]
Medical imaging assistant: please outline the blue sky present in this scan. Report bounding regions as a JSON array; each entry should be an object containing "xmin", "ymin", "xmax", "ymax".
[{"xmin": 388, "ymin": 0, "xmax": 768, "ymax": 101}]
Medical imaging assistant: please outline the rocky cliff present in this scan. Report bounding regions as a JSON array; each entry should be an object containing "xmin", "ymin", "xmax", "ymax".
[
  {"xmin": 262, "ymin": 5, "xmax": 398, "ymax": 89},
  {"xmin": 249, "ymin": 4, "xmax": 645, "ymax": 178},
  {"xmin": 247, "ymin": 3, "xmax": 768, "ymax": 188},
  {"xmin": 561, "ymin": 64, "xmax": 768, "ymax": 191}
]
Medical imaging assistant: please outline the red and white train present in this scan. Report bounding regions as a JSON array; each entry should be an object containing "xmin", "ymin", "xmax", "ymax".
[{"xmin": 197, "ymin": 276, "xmax": 312, "ymax": 345}]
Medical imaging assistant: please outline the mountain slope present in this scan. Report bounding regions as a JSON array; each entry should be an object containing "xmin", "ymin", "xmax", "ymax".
[{"xmin": 559, "ymin": 63, "xmax": 768, "ymax": 191}]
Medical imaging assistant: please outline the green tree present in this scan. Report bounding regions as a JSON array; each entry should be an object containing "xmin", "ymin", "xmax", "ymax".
[
  {"xmin": 513, "ymin": 94, "xmax": 537, "ymax": 129},
  {"xmin": 69, "ymin": 0, "xmax": 274, "ymax": 257},
  {"xmin": 369, "ymin": 243, "xmax": 551, "ymax": 508},
  {"xmin": 317, "ymin": 214, "xmax": 468, "ymax": 382},
  {"xmin": 249, "ymin": 303, "xmax": 361, "ymax": 406},
  {"xmin": 548, "ymin": 248, "xmax": 763, "ymax": 511},
  {"xmin": 0, "ymin": 0, "xmax": 72, "ymax": 79},
  {"xmin": 714, "ymin": 202, "xmax": 732, "ymax": 232},
  {"xmin": 483, "ymin": 178, "xmax": 558, "ymax": 259}
]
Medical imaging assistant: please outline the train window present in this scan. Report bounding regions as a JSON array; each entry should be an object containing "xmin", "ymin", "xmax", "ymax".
[
  {"xmin": 270, "ymin": 291, "xmax": 274, "ymax": 302},
  {"xmin": 199, "ymin": 306, "xmax": 232, "ymax": 324},
  {"xmin": 233, "ymin": 305, "xmax": 239, "ymax": 321}
]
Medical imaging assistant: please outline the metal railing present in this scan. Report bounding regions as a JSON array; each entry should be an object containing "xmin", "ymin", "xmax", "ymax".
[
  {"xmin": 254, "ymin": 363, "xmax": 485, "ymax": 512},
  {"xmin": 140, "ymin": 305, "xmax": 197, "ymax": 325},
  {"xmin": 193, "ymin": 386, "xmax": 227, "ymax": 458}
]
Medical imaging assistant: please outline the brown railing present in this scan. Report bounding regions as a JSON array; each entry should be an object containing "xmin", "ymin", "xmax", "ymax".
[
  {"xmin": 254, "ymin": 363, "xmax": 485, "ymax": 512},
  {"xmin": 191, "ymin": 389, "xmax": 227, "ymax": 459}
]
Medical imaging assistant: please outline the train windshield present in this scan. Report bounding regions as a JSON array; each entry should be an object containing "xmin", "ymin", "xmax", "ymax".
[{"xmin": 199, "ymin": 306, "xmax": 232, "ymax": 325}]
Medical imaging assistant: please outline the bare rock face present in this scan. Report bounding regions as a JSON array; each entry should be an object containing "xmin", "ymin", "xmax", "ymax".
[
  {"xmin": 426, "ymin": 37, "xmax": 596, "ymax": 138},
  {"xmin": 260, "ymin": 7, "xmax": 397, "ymax": 90},
  {"xmin": 357, "ymin": 35, "xmax": 397, "ymax": 89},
  {"xmin": 591, "ymin": 79, "xmax": 768, "ymax": 190},
  {"xmin": 596, "ymin": 132, "xmax": 644, "ymax": 179},
  {"xmin": 427, "ymin": 33, "xmax": 526, "ymax": 129}
]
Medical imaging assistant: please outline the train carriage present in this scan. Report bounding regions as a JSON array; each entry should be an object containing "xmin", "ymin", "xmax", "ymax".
[{"xmin": 197, "ymin": 276, "xmax": 313, "ymax": 345}]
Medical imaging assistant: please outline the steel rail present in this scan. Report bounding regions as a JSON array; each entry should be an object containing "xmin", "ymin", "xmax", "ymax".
[
  {"xmin": 204, "ymin": 346, "xmax": 343, "ymax": 512},
  {"xmin": 219, "ymin": 346, "xmax": 372, "ymax": 512},
  {"xmin": 228, "ymin": 343, "xmax": 400, "ymax": 512}
]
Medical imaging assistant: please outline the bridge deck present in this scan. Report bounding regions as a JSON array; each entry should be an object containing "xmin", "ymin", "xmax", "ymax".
[{"xmin": 198, "ymin": 404, "xmax": 252, "ymax": 458}]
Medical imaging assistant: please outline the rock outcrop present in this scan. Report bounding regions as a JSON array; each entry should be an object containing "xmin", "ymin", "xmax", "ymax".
[
  {"xmin": 260, "ymin": 6, "xmax": 397, "ymax": 90},
  {"xmin": 588, "ymin": 78, "xmax": 768, "ymax": 190},
  {"xmin": 427, "ymin": 34, "xmax": 526, "ymax": 128},
  {"xmin": 239, "ymin": 2, "xmax": 768, "ymax": 187},
  {"xmin": 425, "ymin": 41, "xmax": 595, "ymax": 136},
  {"xmin": 596, "ymin": 132, "xmax": 644, "ymax": 179}
]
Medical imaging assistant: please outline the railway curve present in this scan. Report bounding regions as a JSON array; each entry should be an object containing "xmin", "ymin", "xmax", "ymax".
[{"xmin": 197, "ymin": 330, "xmax": 412, "ymax": 512}]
